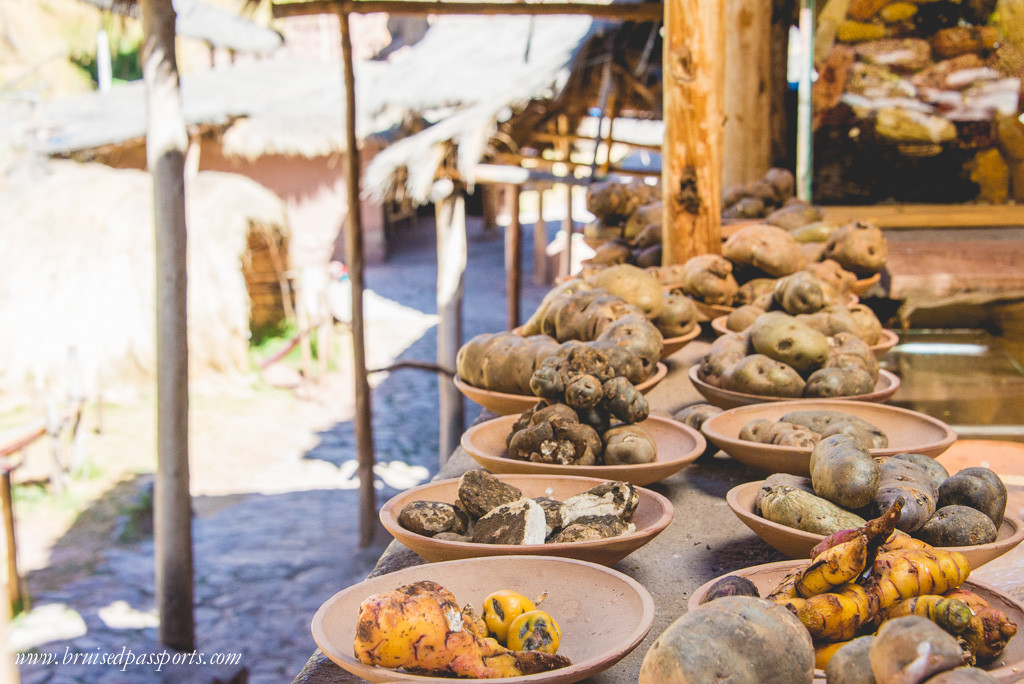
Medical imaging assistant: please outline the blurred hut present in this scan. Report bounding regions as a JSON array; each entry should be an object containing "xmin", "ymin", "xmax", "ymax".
[{"xmin": 0, "ymin": 158, "xmax": 288, "ymax": 398}]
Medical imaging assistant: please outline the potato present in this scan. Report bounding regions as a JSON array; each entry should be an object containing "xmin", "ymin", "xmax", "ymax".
[
  {"xmin": 790, "ymin": 221, "xmax": 838, "ymax": 244},
  {"xmin": 804, "ymin": 366, "xmax": 876, "ymax": 398},
  {"xmin": 634, "ymin": 244, "xmax": 662, "ymax": 268},
  {"xmin": 672, "ymin": 403, "xmax": 723, "ymax": 431},
  {"xmin": 804, "ymin": 259, "xmax": 857, "ymax": 294},
  {"xmin": 587, "ymin": 240, "xmax": 631, "ymax": 266},
  {"xmin": 917, "ymin": 505, "xmax": 998, "ymax": 547},
  {"xmin": 810, "ymin": 434, "xmax": 881, "ymax": 510},
  {"xmin": 726, "ymin": 304, "xmax": 766, "ymax": 332},
  {"xmin": 847, "ymin": 303, "xmax": 884, "ymax": 345},
  {"xmin": 825, "ymin": 636, "xmax": 876, "ymax": 684},
  {"xmin": 925, "ymin": 667, "xmax": 1000, "ymax": 683},
  {"xmin": 723, "ymin": 224, "xmax": 804, "ymax": 278},
  {"xmin": 697, "ymin": 332, "xmax": 750, "ymax": 388},
  {"xmin": 827, "ymin": 331, "xmax": 880, "ymax": 380},
  {"xmin": 779, "ymin": 409, "xmax": 879, "ymax": 436},
  {"xmin": 796, "ymin": 307, "xmax": 862, "ymax": 338},
  {"xmin": 757, "ymin": 484, "xmax": 866, "ymax": 535},
  {"xmin": 624, "ymin": 201, "xmax": 663, "ymax": 240},
  {"xmin": 822, "ymin": 220, "xmax": 888, "ymax": 277},
  {"xmin": 734, "ymin": 278, "xmax": 778, "ymax": 306},
  {"xmin": 457, "ymin": 332, "xmax": 560, "ymax": 394},
  {"xmin": 773, "ymin": 271, "xmax": 837, "ymax": 315},
  {"xmin": 602, "ymin": 425, "xmax": 657, "ymax": 465},
  {"xmin": 754, "ymin": 473, "xmax": 814, "ymax": 510},
  {"xmin": 639, "ymin": 596, "xmax": 815, "ymax": 684},
  {"xmin": 634, "ymin": 223, "xmax": 663, "ymax": 250},
  {"xmin": 585, "ymin": 264, "xmax": 665, "ymax": 319},
  {"xmin": 749, "ymin": 311, "xmax": 830, "ymax": 373},
  {"xmin": 937, "ymin": 467, "xmax": 1007, "ymax": 528},
  {"xmin": 725, "ymin": 354, "xmax": 806, "ymax": 397},
  {"xmin": 739, "ymin": 419, "xmax": 819, "ymax": 447},
  {"xmin": 764, "ymin": 167, "xmax": 795, "ymax": 202},
  {"xmin": 679, "ymin": 254, "xmax": 739, "ymax": 305},
  {"xmin": 655, "ymin": 292, "xmax": 698, "ymax": 338},
  {"xmin": 765, "ymin": 202, "xmax": 824, "ymax": 231},
  {"xmin": 398, "ymin": 501, "xmax": 470, "ymax": 537},
  {"xmin": 869, "ymin": 616, "xmax": 965, "ymax": 684},
  {"xmin": 874, "ymin": 458, "xmax": 938, "ymax": 533},
  {"xmin": 892, "ymin": 453, "xmax": 949, "ymax": 493},
  {"xmin": 698, "ymin": 576, "xmax": 760, "ymax": 604}
]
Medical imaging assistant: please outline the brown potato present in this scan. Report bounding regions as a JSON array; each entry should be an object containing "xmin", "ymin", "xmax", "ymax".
[
  {"xmin": 917, "ymin": 505, "xmax": 998, "ymax": 547},
  {"xmin": 602, "ymin": 425, "xmax": 657, "ymax": 465},
  {"xmin": 725, "ymin": 354, "xmax": 806, "ymax": 397},
  {"xmin": 726, "ymin": 304, "xmax": 767, "ymax": 332},
  {"xmin": 723, "ymin": 224, "xmax": 805, "ymax": 277},
  {"xmin": 750, "ymin": 311, "xmax": 830, "ymax": 373},
  {"xmin": 804, "ymin": 366, "xmax": 876, "ymax": 398},
  {"xmin": 822, "ymin": 220, "xmax": 888, "ymax": 277},
  {"xmin": 655, "ymin": 292, "xmax": 698, "ymax": 338},
  {"xmin": 698, "ymin": 332, "xmax": 751, "ymax": 387},
  {"xmin": 680, "ymin": 254, "xmax": 740, "ymax": 305}
]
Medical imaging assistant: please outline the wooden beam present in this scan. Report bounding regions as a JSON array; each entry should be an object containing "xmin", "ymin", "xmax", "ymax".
[
  {"xmin": 533, "ymin": 187, "xmax": 549, "ymax": 285},
  {"xmin": 820, "ymin": 204, "xmax": 1024, "ymax": 229},
  {"xmin": 505, "ymin": 184, "xmax": 523, "ymax": 329},
  {"xmin": 435, "ymin": 188, "xmax": 466, "ymax": 465},
  {"xmin": 273, "ymin": 0, "xmax": 665, "ymax": 19},
  {"xmin": 661, "ymin": 0, "xmax": 726, "ymax": 264},
  {"xmin": 0, "ymin": 472, "xmax": 20, "ymax": 616},
  {"xmin": 340, "ymin": 10, "xmax": 378, "ymax": 547},
  {"xmin": 531, "ymin": 131, "xmax": 662, "ymax": 154},
  {"xmin": 141, "ymin": 0, "xmax": 195, "ymax": 653},
  {"xmin": 722, "ymin": 0, "xmax": 772, "ymax": 187}
]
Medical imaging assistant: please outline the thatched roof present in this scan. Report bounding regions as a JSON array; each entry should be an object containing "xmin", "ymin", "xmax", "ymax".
[
  {"xmin": 0, "ymin": 159, "xmax": 288, "ymax": 397},
  {"xmin": 79, "ymin": 0, "xmax": 283, "ymax": 54},
  {"xmin": 1, "ymin": 58, "xmax": 390, "ymax": 160}
]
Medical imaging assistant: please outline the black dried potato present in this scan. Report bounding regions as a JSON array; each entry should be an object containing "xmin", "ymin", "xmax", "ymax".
[
  {"xmin": 549, "ymin": 514, "xmax": 633, "ymax": 542},
  {"xmin": 917, "ymin": 505, "xmax": 998, "ymax": 547},
  {"xmin": 398, "ymin": 501, "xmax": 470, "ymax": 537},
  {"xmin": 937, "ymin": 467, "xmax": 1007, "ymax": 528},
  {"xmin": 602, "ymin": 376, "xmax": 650, "ymax": 424},
  {"xmin": 458, "ymin": 469, "xmax": 524, "ymax": 518}
]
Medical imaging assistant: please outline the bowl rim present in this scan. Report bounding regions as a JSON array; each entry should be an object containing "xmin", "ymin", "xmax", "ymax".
[
  {"xmin": 379, "ymin": 473, "xmax": 674, "ymax": 555},
  {"xmin": 700, "ymin": 398, "xmax": 957, "ymax": 460},
  {"xmin": 311, "ymin": 555, "xmax": 657, "ymax": 683},
  {"xmin": 661, "ymin": 324, "xmax": 703, "ymax": 357},
  {"xmin": 455, "ymin": 361, "xmax": 668, "ymax": 404},
  {"xmin": 708, "ymin": 316, "xmax": 899, "ymax": 355},
  {"xmin": 725, "ymin": 480, "xmax": 1024, "ymax": 563},
  {"xmin": 688, "ymin": 364, "xmax": 901, "ymax": 407}
]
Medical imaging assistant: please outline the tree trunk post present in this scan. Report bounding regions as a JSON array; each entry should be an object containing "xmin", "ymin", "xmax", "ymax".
[
  {"xmin": 723, "ymin": 0, "xmax": 772, "ymax": 188},
  {"xmin": 661, "ymin": 0, "xmax": 726, "ymax": 264},
  {"xmin": 533, "ymin": 186, "xmax": 549, "ymax": 285},
  {"xmin": 505, "ymin": 184, "xmax": 522, "ymax": 330},
  {"xmin": 435, "ymin": 185, "xmax": 466, "ymax": 465},
  {"xmin": 339, "ymin": 9, "xmax": 378, "ymax": 547},
  {"xmin": 141, "ymin": 0, "xmax": 194, "ymax": 652}
]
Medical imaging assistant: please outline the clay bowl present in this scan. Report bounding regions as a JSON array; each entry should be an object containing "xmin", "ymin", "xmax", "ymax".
[
  {"xmin": 313, "ymin": 555, "xmax": 655, "ymax": 683},
  {"xmin": 659, "ymin": 324, "xmax": 702, "ymax": 358},
  {"xmin": 461, "ymin": 414, "xmax": 705, "ymax": 486},
  {"xmin": 686, "ymin": 559, "xmax": 1024, "ymax": 682},
  {"xmin": 708, "ymin": 316, "xmax": 899, "ymax": 358},
  {"xmin": 850, "ymin": 272, "xmax": 882, "ymax": 296},
  {"xmin": 700, "ymin": 399, "xmax": 956, "ymax": 475},
  {"xmin": 688, "ymin": 365, "xmax": 901, "ymax": 410},
  {"xmin": 380, "ymin": 473, "xmax": 673, "ymax": 566},
  {"xmin": 725, "ymin": 481, "xmax": 1024, "ymax": 567},
  {"xmin": 455, "ymin": 362, "xmax": 667, "ymax": 416}
]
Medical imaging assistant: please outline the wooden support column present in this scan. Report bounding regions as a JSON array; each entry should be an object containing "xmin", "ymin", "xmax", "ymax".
[
  {"xmin": 661, "ymin": 0, "xmax": 726, "ymax": 264},
  {"xmin": 505, "ymin": 184, "xmax": 522, "ymax": 330},
  {"xmin": 339, "ymin": 9, "xmax": 378, "ymax": 546},
  {"xmin": 533, "ymin": 186, "xmax": 549, "ymax": 285},
  {"xmin": 0, "ymin": 494, "xmax": 16, "ymax": 683},
  {"xmin": 723, "ymin": 0, "xmax": 772, "ymax": 188},
  {"xmin": 1, "ymin": 471, "xmax": 21, "ymax": 616},
  {"xmin": 435, "ymin": 183, "xmax": 466, "ymax": 465},
  {"xmin": 141, "ymin": 0, "xmax": 194, "ymax": 652}
]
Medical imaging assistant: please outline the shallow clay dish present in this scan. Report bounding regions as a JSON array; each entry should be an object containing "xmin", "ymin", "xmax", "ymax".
[
  {"xmin": 708, "ymin": 316, "xmax": 899, "ymax": 358},
  {"xmin": 726, "ymin": 481, "xmax": 1024, "ymax": 567},
  {"xmin": 686, "ymin": 559, "xmax": 1024, "ymax": 682},
  {"xmin": 455, "ymin": 362, "xmax": 667, "ymax": 416},
  {"xmin": 688, "ymin": 365, "xmax": 901, "ymax": 410},
  {"xmin": 461, "ymin": 414, "xmax": 705, "ymax": 486},
  {"xmin": 380, "ymin": 474, "xmax": 673, "ymax": 565},
  {"xmin": 660, "ymin": 324, "xmax": 702, "ymax": 358},
  {"xmin": 700, "ymin": 399, "xmax": 956, "ymax": 475},
  {"xmin": 312, "ymin": 555, "xmax": 655, "ymax": 683}
]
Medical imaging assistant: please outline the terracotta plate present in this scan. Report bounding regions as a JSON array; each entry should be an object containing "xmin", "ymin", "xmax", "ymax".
[
  {"xmin": 380, "ymin": 473, "xmax": 673, "ymax": 566},
  {"xmin": 455, "ymin": 362, "xmax": 667, "ymax": 416},
  {"xmin": 726, "ymin": 481, "xmax": 1024, "ymax": 567},
  {"xmin": 708, "ymin": 317, "xmax": 899, "ymax": 358},
  {"xmin": 660, "ymin": 324, "xmax": 702, "ymax": 358},
  {"xmin": 312, "ymin": 555, "xmax": 655, "ymax": 683},
  {"xmin": 685, "ymin": 559, "xmax": 1024, "ymax": 682},
  {"xmin": 700, "ymin": 399, "xmax": 956, "ymax": 475},
  {"xmin": 461, "ymin": 414, "xmax": 705, "ymax": 486},
  {"xmin": 688, "ymin": 365, "xmax": 901, "ymax": 410}
]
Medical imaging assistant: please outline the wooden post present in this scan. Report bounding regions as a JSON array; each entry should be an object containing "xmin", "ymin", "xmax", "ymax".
[
  {"xmin": 533, "ymin": 186, "xmax": 549, "ymax": 285},
  {"xmin": 0, "ymin": 487, "xmax": 17, "ymax": 683},
  {"xmin": 557, "ymin": 115, "xmax": 574, "ymax": 277},
  {"xmin": 795, "ymin": 0, "xmax": 814, "ymax": 201},
  {"xmin": 723, "ymin": 0, "xmax": 772, "ymax": 188},
  {"xmin": 505, "ymin": 184, "xmax": 522, "ymax": 330},
  {"xmin": 435, "ymin": 184, "xmax": 466, "ymax": 465},
  {"xmin": 661, "ymin": 0, "xmax": 726, "ymax": 264},
  {"xmin": 339, "ymin": 9, "xmax": 378, "ymax": 547},
  {"xmin": 140, "ymin": 0, "xmax": 194, "ymax": 652},
  {"xmin": 1, "ymin": 471, "xmax": 21, "ymax": 616}
]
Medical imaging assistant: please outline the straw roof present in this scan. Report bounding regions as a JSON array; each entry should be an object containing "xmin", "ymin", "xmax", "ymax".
[
  {"xmin": 78, "ymin": 0, "xmax": 283, "ymax": 54},
  {"xmin": 0, "ymin": 159, "xmax": 288, "ymax": 397}
]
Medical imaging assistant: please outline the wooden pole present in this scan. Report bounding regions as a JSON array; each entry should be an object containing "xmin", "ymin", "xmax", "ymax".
[
  {"xmin": 0, "ymin": 494, "xmax": 17, "ymax": 683},
  {"xmin": 274, "ymin": 0, "xmax": 664, "ymax": 20},
  {"xmin": 723, "ymin": 0, "xmax": 772, "ymax": 188},
  {"xmin": 435, "ymin": 184, "xmax": 466, "ymax": 465},
  {"xmin": 505, "ymin": 184, "xmax": 522, "ymax": 330},
  {"xmin": 1, "ymin": 471, "xmax": 21, "ymax": 615},
  {"xmin": 661, "ymin": 0, "xmax": 726, "ymax": 264},
  {"xmin": 795, "ymin": 0, "xmax": 814, "ymax": 201},
  {"xmin": 533, "ymin": 186, "xmax": 549, "ymax": 285},
  {"xmin": 339, "ymin": 9, "xmax": 378, "ymax": 547},
  {"xmin": 141, "ymin": 0, "xmax": 194, "ymax": 652}
]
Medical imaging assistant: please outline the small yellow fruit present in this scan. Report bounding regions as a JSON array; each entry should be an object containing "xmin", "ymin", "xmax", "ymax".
[
  {"xmin": 507, "ymin": 610, "xmax": 561, "ymax": 654},
  {"xmin": 482, "ymin": 591, "xmax": 535, "ymax": 644}
]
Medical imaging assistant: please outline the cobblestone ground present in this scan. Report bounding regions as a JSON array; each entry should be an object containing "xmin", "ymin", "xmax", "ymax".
[{"xmin": 13, "ymin": 216, "xmax": 549, "ymax": 683}]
